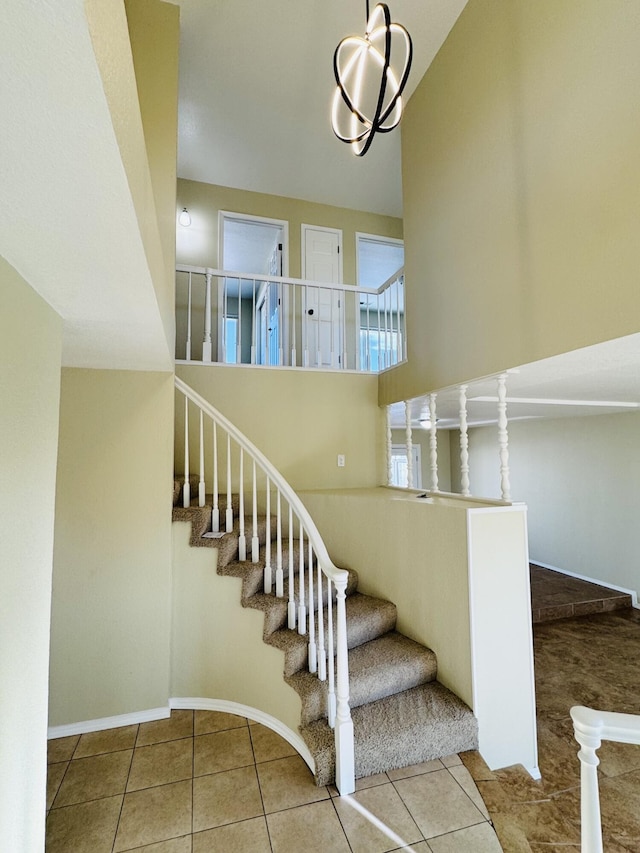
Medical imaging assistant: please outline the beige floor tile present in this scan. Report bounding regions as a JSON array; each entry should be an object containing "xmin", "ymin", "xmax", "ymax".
[
  {"xmin": 74, "ymin": 724, "xmax": 138, "ymax": 758},
  {"xmin": 193, "ymin": 764, "xmax": 264, "ymax": 832},
  {"xmin": 193, "ymin": 816, "xmax": 271, "ymax": 853},
  {"xmin": 194, "ymin": 727, "xmax": 254, "ymax": 776},
  {"xmin": 334, "ymin": 783, "xmax": 423, "ymax": 853},
  {"xmin": 440, "ymin": 754, "xmax": 463, "ymax": 768},
  {"xmin": 136, "ymin": 710, "xmax": 194, "ymax": 747},
  {"xmin": 448, "ymin": 764, "xmax": 490, "ymax": 819},
  {"xmin": 256, "ymin": 754, "xmax": 329, "ymax": 813},
  {"xmin": 45, "ymin": 795, "xmax": 123, "ymax": 853},
  {"xmin": 48, "ymin": 735, "xmax": 79, "ymax": 764},
  {"xmin": 394, "ymin": 768, "xmax": 485, "ymax": 839},
  {"xmin": 127, "ymin": 738, "xmax": 193, "ymax": 791},
  {"xmin": 47, "ymin": 761, "xmax": 69, "ymax": 810},
  {"xmin": 329, "ymin": 771, "xmax": 391, "ymax": 796},
  {"xmin": 194, "ymin": 709, "xmax": 248, "ymax": 735},
  {"xmin": 387, "ymin": 759, "xmax": 444, "ymax": 781},
  {"xmin": 267, "ymin": 799, "xmax": 351, "ymax": 853},
  {"xmin": 113, "ymin": 780, "xmax": 192, "ymax": 852},
  {"xmin": 427, "ymin": 822, "xmax": 503, "ymax": 852},
  {"xmin": 127, "ymin": 838, "xmax": 192, "ymax": 853},
  {"xmin": 53, "ymin": 749, "xmax": 133, "ymax": 807},
  {"xmin": 249, "ymin": 723, "xmax": 297, "ymax": 763}
]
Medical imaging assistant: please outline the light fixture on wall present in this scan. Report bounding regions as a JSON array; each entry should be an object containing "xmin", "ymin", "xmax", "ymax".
[
  {"xmin": 331, "ymin": 1, "xmax": 412, "ymax": 157},
  {"xmin": 178, "ymin": 207, "xmax": 191, "ymax": 227}
]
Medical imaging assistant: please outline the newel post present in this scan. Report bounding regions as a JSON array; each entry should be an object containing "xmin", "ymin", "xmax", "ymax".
[
  {"xmin": 571, "ymin": 707, "xmax": 604, "ymax": 853},
  {"xmin": 202, "ymin": 272, "xmax": 213, "ymax": 362},
  {"xmin": 334, "ymin": 572, "xmax": 355, "ymax": 795},
  {"xmin": 459, "ymin": 385, "xmax": 471, "ymax": 496}
]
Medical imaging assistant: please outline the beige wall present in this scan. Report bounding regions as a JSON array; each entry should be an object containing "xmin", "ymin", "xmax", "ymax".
[
  {"xmin": 0, "ymin": 258, "xmax": 62, "ymax": 852},
  {"xmin": 466, "ymin": 411, "xmax": 640, "ymax": 598},
  {"xmin": 175, "ymin": 364, "xmax": 384, "ymax": 490},
  {"xmin": 49, "ymin": 369, "xmax": 174, "ymax": 725},
  {"xmin": 176, "ymin": 179, "xmax": 403, "ymax": 284},
  {"xmin": 381, "ymin": 0, "xmax": 640, "ymax": 404}
]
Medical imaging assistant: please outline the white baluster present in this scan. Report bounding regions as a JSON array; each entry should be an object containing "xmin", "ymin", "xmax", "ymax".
[
  {"xmin": 385, "ymin": 406, "xmax": 393, "ymax": 486},
  {"xmin": 223, "ymin": 277, "xmax": 228, "ymax": 362},
  {"xmin": 185, "ymin": 272, "xmax": 192, "ymax": 360},
  {"xmin": 238, "ymin": 449, "xmax": 246, "ymax": 561},
  {"xmin": 303, "ymin": 286, "xmax": 310, "ymax": 367},
  {"xmin": 275, "ymin": 491, "xmax": 283, "ymax": 597},
  {"xmin": 330, "ymin": 289, "xmax": 336, "ymax": 368},
  {"xmin": 307, "ymin": 544, "xmax": 317, "ymax": 673},
  {"xmin": 429, "ymin": 393, "xmax": 439, "ymax": 492},
  {"xmin": 264, "ymin": 477, "xmax": 272, "ymax": 593},
  {"xmin": 572, "ymin": 713, "xmax": 604, "ymax": 853},
  {"xmin": 327, "ymin": 577, "xmax": 336, "ymax": 728},
  {"xmin": 342, "ymin": 296, "xmax": 348, "ymax": 370},
  {"xmin": 376, "ymin": 298, "xmax": 382, "ymax": 372},
  {"xmin": 459, "ymin": 385, "xmax": 471, "ymax": 497},
  {"xmin": 182, "ymin": 396, "xmax": 190, "ymax": 508},
  {"xmin": 226, "ymin": 433, "xmax": 233, "ymax": 532},
  {"xmin": 251, "ymin": 278, "xmax": 257, "ymax": 365},
  {"xmin": 497, "ymin": 373, "xmax": 512, "ymax": 501},
  {"xmin": 405, "ymin": 401, "xmax": 414, "ymax": 489},
  {"xmin": 236, "ymin": 278, "xmax": 243, "ymax": 364},
  {"xmin": 212, "ymin": 422, "xmax": 219, "ymax": 532},
  {"xmin": 278, "ymin": 282, "xmax": 284, "ymax": 367},
  {"xmin": 202, "ymin": 272, "xmax": 212, "ymax": 362},
  {"xmin": 317, "ymin": 562, "xmax": 326, "ymax": 681},
  {"xmin": 251, "ymin": 460, "xmax": 259, "ymax": 562},
  {"xmin": 298, "ymin": 521, "xmax": 306, "ymax": 635},
  {"xmin": 198, "ymin": 410, "xmax": 206, "ymax": 507},
  {"xmin": 288, "ymin": 505, "xmax": 296, "ymax": 629},
  {"xmin": 291, "ymin": 283, "xmax": 296, "ymax": 366},
  {"xmin": 334, "ymin": 572, "xmax": 355, "ymax": 795}
]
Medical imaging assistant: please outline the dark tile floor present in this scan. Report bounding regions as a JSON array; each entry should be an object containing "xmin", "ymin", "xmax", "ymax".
[{"xmin": 530, "ymin": 564, "xmax": 632, "ymax": 624}]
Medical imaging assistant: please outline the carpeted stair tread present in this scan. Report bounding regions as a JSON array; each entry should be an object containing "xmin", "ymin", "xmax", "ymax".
[
  {"xmin": 266, "ymin": 593, "xmax": 398, "ymax": 677},
  {"xmin": 301, "ymin": 681, "xmax": 479, "ymax": 785},
  {"xmin": 280, "ymin": 565, "xmax": 359, "ymax": 606},
  {"xmin": 287, "ymin": 631, "xmax": 438, "ymax": 725}
]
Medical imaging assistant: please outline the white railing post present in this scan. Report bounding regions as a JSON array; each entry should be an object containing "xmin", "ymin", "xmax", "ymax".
[
  {"xmin": 317, "ymin": 561, "xmax": 326, "ymax": 681},
  {"xmin": 238, "ymin": 448, "xmax": 246, "ymax": 560},
  {"xmin": 386, "ymin": 405, "xmax": 393, "ymax": 486},
  {"xmin": 291, "ymin": 283, "xmax": 297, "ymax": 367},
  {"xmin": 429, "ymin": 393, "xmax": 439, "ymax": 492},
  {"xmin": 226, "ymin": 434, "xmax": 233, "ymax": 532},
  {"xmin": 298, "ymin": 521, "xmax": 306, "ymax": 634},
  {"xmin": 571, "ymin": 707, "xmax": 604, "ymax": 853},
  {"xmin": 251, "ymin": 460, "xmax": 259, "ymax": 562},
  {"xmin": 264, "ymin": 477, "xmax": 272, "ymax": 593},
  {"xmin": 327, "ymin": 577, "xmax": 336, "ymax": 728},
  {"xmin": 185, "ymin": 272, "xmax": 192, "ymax": 360},
  {"xmin": 307, "ymin": 542, "xmax": 316, "ymax": 672},
  {"xmin": 275, "ymin": 491, "xmax": 284, "ymax": 597},
  {"xmin": 251, "ymin": 278, "xmax": 257, "ymax": 365},
  {"xmin": 202, "ymin": 272, "xmax": 212, "ymax": 362},
  {"xmin": 459, "ymin": 384, "xmax": 471, "ymax": 497},
  {"xmin": 183, "ymin": 396, "xmax": 190, "ymax": 508},
  {"xmin": 212, "ymin": 422, "xmax": 219, "ymax": 532},
  {"xmin": 405, "ymin": 401, "xmax": 413, "ymax": 489},
  {"xmin": 288, "ymin": 504, "xmax": 296, "ymax": 630},
  {"xmin": 198, "ymin": 410, "xmax": 206, "ymax": 507},
  {"xmin": 334, "ymin": 573, "xmax": 355, "ymax": 795},
  {"xmin": 497, "ymin": 373, "xmax": 512, "ymax": 502}
]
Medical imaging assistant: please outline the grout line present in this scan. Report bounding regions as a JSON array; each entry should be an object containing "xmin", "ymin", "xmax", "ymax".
[{"xmin": 111, "ymin": 723, "xmax": 138, "ymax": 853}]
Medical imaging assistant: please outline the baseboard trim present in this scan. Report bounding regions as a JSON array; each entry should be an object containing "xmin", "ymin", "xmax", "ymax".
[
  {"xmin": 170, "ymin": 696, "xmax": 315, "ymax": 774},
  {"xmin": 48, "ymin": 706, "xmax": 170, "ymax": 740},
  {"xmin": 531, "ymin": 560, "xmax": 639, "ymax": 608}
]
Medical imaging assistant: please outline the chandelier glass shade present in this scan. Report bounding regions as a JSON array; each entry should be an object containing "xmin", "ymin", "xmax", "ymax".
[{"xmin": 331, "ymin": 2, "xmax": 412, "ymax": 156}]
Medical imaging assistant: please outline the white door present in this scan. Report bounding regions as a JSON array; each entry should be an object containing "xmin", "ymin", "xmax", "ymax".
[{"xmin": 302, "ymin": 225, "xmax": 344, "ymax": 367}]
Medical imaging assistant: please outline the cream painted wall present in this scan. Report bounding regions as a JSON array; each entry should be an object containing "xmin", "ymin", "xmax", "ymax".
[
  {"xmin": 175, "ymin": 365, "xmax": 384, "ymax": 490},
  {"xmin": 171, "ymin": 523, "xmax": 302, "ymax": 733},
  {"xmin": 0, "ymin": 258, "xmax": 62, "ymax": 853},
  {"xmin": 49, "ymin": 369, "xmax": 174, "ymax": 726},
  {"xmin": 176, "ymin": 179, "xmax": 403, "ymax": 285},
  {"xmin": 381, "ymin": 0, "xmax": 640, "ymax": 404},
  {"xmin": 391, "ymin": 428, "xmax": 452, "ymax": 492},
  {"xmin": 126, "ymin": 0, "xmax": 180, "ymax": 352},
  {"xmin": 466, "ymin": 412, "xmax": 640, "ymax": 598}
]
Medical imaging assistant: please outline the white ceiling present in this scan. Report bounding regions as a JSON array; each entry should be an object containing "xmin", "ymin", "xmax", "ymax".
[{"xmin": 176, "ymin": 0, "xmax": 469, "ymax": 218}]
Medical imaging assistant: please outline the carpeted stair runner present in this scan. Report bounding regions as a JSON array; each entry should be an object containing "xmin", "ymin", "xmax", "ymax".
[{"xmin": 173, "ymin": 481, "xmax": 478, "ymax": 785}]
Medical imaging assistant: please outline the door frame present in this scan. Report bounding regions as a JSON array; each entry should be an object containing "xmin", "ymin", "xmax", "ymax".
[{"xmin": 301, "ymin": 224, "xmax": 343, "ymax": 284}]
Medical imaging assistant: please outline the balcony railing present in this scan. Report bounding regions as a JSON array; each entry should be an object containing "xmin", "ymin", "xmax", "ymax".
[{"xmin": 175, "ymin": 266, "xmax": 405, "ymax": 372}]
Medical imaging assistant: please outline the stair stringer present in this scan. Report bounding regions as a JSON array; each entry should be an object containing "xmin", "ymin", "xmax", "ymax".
[{"xmin": 170, "ymin": 519, "xmax": 314, "ymax": 772}]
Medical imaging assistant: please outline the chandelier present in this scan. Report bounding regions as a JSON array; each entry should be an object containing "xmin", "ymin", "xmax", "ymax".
[{"xmin": 331, "ymin": 2, "xmax": 413, "ymax": 156}]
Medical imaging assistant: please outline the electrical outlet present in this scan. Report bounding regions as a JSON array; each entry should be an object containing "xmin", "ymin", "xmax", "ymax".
[{"xmin": 337, "ymin": 454, "xmax": 346, "ymax": 468}]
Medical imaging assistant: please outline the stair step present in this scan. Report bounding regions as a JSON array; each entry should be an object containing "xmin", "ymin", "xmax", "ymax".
[
  {"xmin": 288, "ymin": 631, "xmax": 438, "ymax": 725},
  {"xmin": 266, "ymin": 593, "xmax": 398, "ymax": 676},
  {"xmin": 301, "ymin": 681, "xmax": 479, "ymax": 786}
]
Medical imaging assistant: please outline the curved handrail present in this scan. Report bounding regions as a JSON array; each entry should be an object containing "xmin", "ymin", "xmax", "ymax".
[{"xmin": 174, "ymin": 376, "xmax": 348, "ymax": 587}]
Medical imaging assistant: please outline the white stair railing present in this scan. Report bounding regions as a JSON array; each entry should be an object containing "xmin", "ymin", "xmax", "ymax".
[
  {"xmin": 571, "ymin": 705, "xmax": 640, "ymax": 852},
  {"xmin": 175, "ymin": 376, "xmax": 355, "ymax": 794},
  {"xmin": 175, "ymin": 265, "xmax": 405, "ymax": 372}
]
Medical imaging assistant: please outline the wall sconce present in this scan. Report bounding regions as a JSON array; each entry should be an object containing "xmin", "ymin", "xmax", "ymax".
[{"xmin": 178, "ymin": 208, "xmax": 191, "ymax": 227}]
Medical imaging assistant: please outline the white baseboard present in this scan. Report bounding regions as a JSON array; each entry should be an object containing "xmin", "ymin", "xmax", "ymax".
[
  {"xmin": 532, "ymin": 560, "xmax": 639, "ymax": 608},
  {"xmin": 48, "ymin": 706, "xmax": 170, "ymax": 740},
  {"xmin": 170, "ymin": 696, "xmax": 315, "ymax": 774}
]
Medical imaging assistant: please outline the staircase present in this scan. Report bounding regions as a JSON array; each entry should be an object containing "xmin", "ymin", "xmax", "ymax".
[{"xmin": 172, "ymin": 485, "xmax": 478, "ymax": 786}]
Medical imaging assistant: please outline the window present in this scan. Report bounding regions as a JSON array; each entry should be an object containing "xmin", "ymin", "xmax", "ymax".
[
  {"xmin": 224, "ymin": 317, "xmax": 238, "ymax": 363},
  {"xmin": 356, "ymin": 233, "xmax": 404, "ymax": 288},
  {"xmin": 390, "ymin": 444, "xmax": 422, "ymax": 488}
]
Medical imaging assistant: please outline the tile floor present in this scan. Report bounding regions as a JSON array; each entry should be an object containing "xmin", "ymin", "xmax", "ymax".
[
  {"xmin": 46, "ymin": 710, "xmax": 502, "ymax": 852},
  {"xmin": 530, "ymin": 563, "xmax": 632, "ymax": 624}
]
